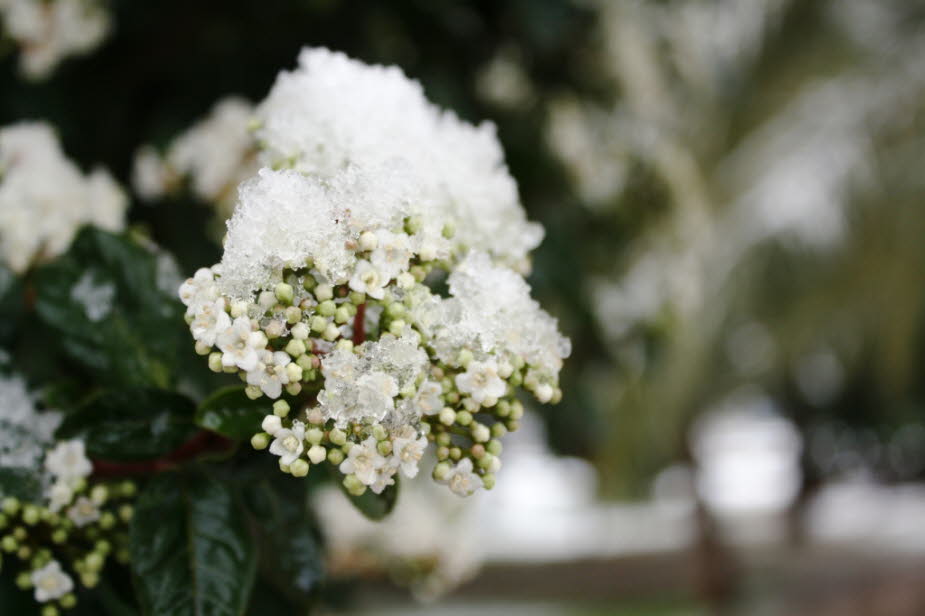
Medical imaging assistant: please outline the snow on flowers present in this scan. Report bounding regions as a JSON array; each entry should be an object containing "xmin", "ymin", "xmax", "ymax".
[{"xmin": 180, "ymin": 48, "xmax": 570, "ymax": 498}]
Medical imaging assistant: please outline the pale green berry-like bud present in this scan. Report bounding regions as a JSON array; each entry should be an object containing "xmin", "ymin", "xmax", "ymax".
[
  {"xmin": 290, "ymin": 459, "xmax": 310, "ymax": 477},
  {"xmin": 439, "ymin": 407, "xmax": 456, "ymax": 426},
  {"xmin": 307, "ymin": 445, "xmax": 326, "ymax": 464},
  {"xmin": 441, "ymin": 222, "xmax": 456, "ymax": 239},
  {"xmin": 0, "ymin": 499, "xmax": 17, "ymax": 516},
  {"xmin": 306, "ymin": 408, "xmax": 325, "ymax": 425},
  {"xmin": 377, "ymin": 441, "xmax": 392, "ymax": 456},
  {"xmin": 334, "ymin": 306, "xmax": 351, "ymax": 324},
  {"xmin": 349, "ymin": 291, "xmax": 366, "ymax": 306},
  {"xmin": 404, "ymin": 216, "xmax": 422, "ymax": 234},
  {"xmin": 335, "ymin": 339, "xmax": 354, "ymax": 352},
  {"xmin": 456, "ymin": 410, "xmax": 473, "ymax": 426},
  {"xmin": 482, "ymin": 473, "xmax": 496, "ymax": 490},
  {"xmin": 535, "ymin": 383, "xmax": 554, "ymax": 404},
  {"xmin": 487, "ymin": 439, "xmax": 503, "ymax": 456},
  {"xmin": 410, "ymin": 265, "xmax": 427, "ymax": 282},
  {"xmin": 21, "ymin": 505, "xmax": 40, "ymax": 526},
  {"xmin": 387, "ymin": 319, "xmax": 405, "ymax": 335},
  {"xmin": 99, "ymin": 512, "xmax": 116, "ymax": 530},
  {"xmin": 119, "ymin": 505, "xmax": 133, "ymax": 523},
  {"xmin": 302, "ymin": 274, "xmax": 317, "ymax": 291},
  {"xmin": 310, "ymin": 315, "xmax": 327, "ymax": 333},
  {"xmin": 275, "ymin": 282, "xmax": 294, "ymax": 305},
  {"xmin": 386, "ymin": 302, "xmax": 406, "ymax": 319},
  {"xmin": 2, "ymin": 535, "xmax": 17, "ymax": 552},
  {"xmin": 245, "ymin": 385, "xmax": 262, "ymax": 400},
  {"xmin": 306, "ymin": 427, "xmax": 324, "ymax": 445},
  {"xmin": 80, "ymin": 571, "xmax": 99, "ymax": 588},
  {"xmin": 251, "ymin": 432, "xmax": 270, "ymax": 450},
  {"xmin": 471, "ymin": 423, "xmax": 490, "ymax": 443},
  {"xmin": 506, "ymin": 420, "xmax": 520, "ymax": 432},
  {"xmin": 433, "ymin": 462, "xmax": 451, "ymax": 481},
  {"xmin": 85, "ymin": 552, "xmax": 104, "ymax": 572},
  {"xmin": 551, "ymin": 387, "xmax": 563, "ymax": 404},
  {"xmin": 318, "ymin": 300, "xmax": 337, "ymax": 317},
  {"xmin": 315, "ymin": 284, "xmax": 334, "ymax": 302},
  {"xmin": 371, "ymin": 424, "xmax": 388, "ymax": 441},
  {"xmin": 449, "ymin": 447, "xmax": 461, "ymax": 460},
  {"xmin": 194, "ymin": 341, "xmax": 212, "ymax": 356},
  {"xmin": 470, "ymin": 444, "xmax": 486, "ymax": 459},
  {"xmin": 291, "ymin": 322, "xmax": 309, "ymax": 340},
  {"xmin": 399, "ymin": 384, "xmax": 416, "ymax": 399},
  {"xmin": 342, "ymin": 474, "xmax": 366, "ymax": 496},
  {"xmin": 42, "ymin": 604, "xmax": 59, "ymax": 616},
  {"xmin": 224, "ymin": 364, "xmax": 239, "ymax": 374},
  {"xmin": 322, "ymin": 322, "xmax": 341, "ymax": 341},
  {"xmin": 510, "ymin": 400, "xmax": 524, "ymax": 420},
  {"xmin": 327, "ymin": 448, "xmax": 344, "ymax": 465},
  {"xmin": 285, "ymin": 339, "xmax": 307, "ymax": 358},
  {"xmin": 283, "ymin": 306, "xmax": 301, "ymax": 325},
  {"xmin": 60, "ymin": 594, "xmax": 77, "ymax": 609},
  {"xmin": 436, "ymin": 446, "xmax": 450, "ymax": 460},
  {"xmin": 208, "ymin": 352, "xmax": 223, "ymax": 373},
  {"xmin": 230, "ymin": 300, "xmax": 248, "ymax": 318},
  {"xmin": 477, "ymin": 453, "xmax": 494, "ymax": 470},
  {"xmin": 286, "ymin": 382, "xmax": 302, "ymax": 396},
  {"xmin": 509, "ymin": 370, "xmax": 523, "ymax": 386},
  {"xmin": 12, "ymin": 526, "xmax": 26, "ymax": 541},
  {"xmin": 15, "ymin": 571, "xmax": 31, "ymax": 589},
  {"xmin": 17, "ymin": 545, "xmax": 31, "ymax": 560},
  {"xmin": 286, "ymin": 363, "xmax": 303, "ymax": 383},
  {"xmin": 456, "ymin": 349, "xmax": 474, "ymax": 368},
  {"xmin": 120, "ymin": 481, "xmax": 137, "ymax": 498},
  {"xmin": 358, "ymin": 231, "xmax": 378, "ymax": 251},
  {"xmin": 496, "ymin": 400, "xmax": 511, "ymax": 417},
  {"xmin": 482, "ymin": 396, "xmax": 499, "ymax": 408},
  {"xmin": 435, "ymin": 432, "xmax": 452, "ymax": 447},
  {"xmin": 491, "ymin": 422, "xmax": 508, "ymax": 438},
  {"xmin": 329, "ymin": 428, "xmax": 347, "ymax": 446},
  {"xmin": 273, "ymin": 400, "xmax": 290, "ymax": 418},
  {"xmin": 278, "ymin": 460, "xmax": 291, "ymax": 474}
]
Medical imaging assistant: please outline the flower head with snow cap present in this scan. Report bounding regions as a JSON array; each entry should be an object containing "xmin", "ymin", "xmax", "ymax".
[{"xmin": 182, "ymin": 48, "xmax": 568, "ymax": 499}]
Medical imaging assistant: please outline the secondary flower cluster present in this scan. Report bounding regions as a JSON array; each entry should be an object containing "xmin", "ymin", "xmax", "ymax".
[
  {"xmin": 181, "ymin": 48, "xmax": 569, "ymax": 498},
  {"xmin": 132, "ymin": 97, "xmax": 260, "ymax": 220},
  {"xmin": 0, "ymin": 376, "xmax": 134, "ymax": 613},
  {"xmin": 0, "ymin": 122, "xmax": 126, "ymax": 273},
  {"xmin": 0, "ymin": 0, "xmax": 111, "ymax": 79}
]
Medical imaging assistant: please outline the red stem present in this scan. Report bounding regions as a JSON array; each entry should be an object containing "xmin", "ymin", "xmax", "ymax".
[
  {"xmin": 352, "ymin": 303, "xmax": 366, "ymax": 345},
  {"xmin": 91, "ymin": 431, "xmax": 233, "ymax": 478}
]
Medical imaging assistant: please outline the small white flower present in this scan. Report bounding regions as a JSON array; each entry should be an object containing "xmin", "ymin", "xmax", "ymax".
[
  {"xmin": 217, "ymin": 317, "xmax": 264, "ymax": 372},
  {"xmin": 370, "ymin": 230, "xmax": 412, "ymax": 280},
  {"xmin": 391, "ymin": 433, "xmax": 427, "ymax": 478},
  {"xmin": 31, "ymin": 560, "xmax": 74, "ymax": 603},
  {"xmin": 190, "ymin": 299, "xmax": 232, "ymax": 346},
  {"xmin": 338, "ymin": 437, "xmax": 386, "ymax": 486},
  {"xmin": 178, "ymin": 268, "xmax": 218, "ymax": 315},
  {"xmin": 268, "ymin": 420, "xmax": 306, "ymax": 466},
  {"xmin": 261, "ymin": 414, "xmax": 282, "ymax": 435},
  {"xmin": 442, "ymin": 458, "xmax": 483, "ymax": 497},
  {"xmin": 455, "ymin": 360, "xmax": 507, "ymax": 405},
  {"xmin": 44, "ymin": 440, "xmax": 92, "ymax": 481},
  {"xmin": 45, "ymin": 480, "xmax": 73, "ymax": 513},
  {"xmin": 356, "ymin": 371, "xmax": 398, "ymax": 416},
  {"xmin": 349, "ymin": 260, "xmax": 387, "ymax": 299},
  {"xmin": 246, "ymin": 350, "xmax": 291, "ymax": 399},
  {"xmin": 67, "ymin": 496, "xmax": 100, "ymax": 528},
  {"xmin": 370, "ymin": 466, "xmax": 397, "ymax": 494},
  {"xmin": 413, "ymin": 380, "xmax": 443, "ymax": 416}
]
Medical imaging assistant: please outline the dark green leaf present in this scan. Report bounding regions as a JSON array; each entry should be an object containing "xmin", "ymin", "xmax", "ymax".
[
  {"xmin": 0, "ymin": 266, "xmax": 24, "ymax": 349},
  {"xmin": 195, "ymin": 387, "xmax": 269, "ymax": 440},
  {"xmin": 0, "ymin": 468, "xmax": 42, "ymax": 502},
  {"xmin": 33, "ymin": 228, "xmax": 185, "ymax": 389},
  {"xmin": 339, "ymin": 476, "xmax": 399, "ymax": 521},
  {"xmin": 130, "ymin": 471, "xmax": 256, "ymax": 616},
  {"xmin": 57, "ymin": 388, "xmax": 195, "ymax": 461},
  {"xmin": 0, "ymin": 567, "xmax": 40, "ymax": 616}
]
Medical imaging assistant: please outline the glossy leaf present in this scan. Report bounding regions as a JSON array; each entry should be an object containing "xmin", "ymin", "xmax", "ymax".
[
  {"xmin": 130, "ymin": 471, "xmax": 256, "ymax": 616},
  {"xmin": 0, "ymin": 468, "xmax": 42, "ymax": 502},
  {"xmin": 195, "ymin": 386, "xmax": 269, "ymax": 440},
  {"xmin": 56, "ymin": 388, "xmax": 196, "ymax": 461}
]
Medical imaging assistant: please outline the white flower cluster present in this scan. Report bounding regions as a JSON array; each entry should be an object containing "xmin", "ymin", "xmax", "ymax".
[
  {"xmin": 0, "ymin": 122, "xmax": 127, "ymax": 273},
  {"xmin": 182, "ymin": 48, "xmax": 569, "ymax": 498},
  {"xmin": 0, "ymin": 0, "xmax": 111, "ymax": 79},
  {"xmin": 0, "ymin": 374, "xmax": 61, "ymax": 469},
  {"xmin": 132, "ymin": 97, "xmax": 260, "ymax": 219}
]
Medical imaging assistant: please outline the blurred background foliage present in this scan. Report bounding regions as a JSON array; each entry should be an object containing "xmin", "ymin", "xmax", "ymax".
[{"xmin": 3, "ymin": 0, "xmax": 925, "ymax": 555}]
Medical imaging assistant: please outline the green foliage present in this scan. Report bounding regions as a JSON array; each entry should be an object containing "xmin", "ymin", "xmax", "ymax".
[
  {"xmin": 339, "ymin": 476, "xmax": 399, "ymax": 521},
  {"xmin": 195, "ymin": 387, "xmax": 269, "ymax": 441},
  {"xmin": 57, "ymin": 388, "xmax": 196, "ymax": 461},
  {"xmin": 0, "ymin": 468, "xmax": 42, "ymax": 502},
  {"xmin": 129, "ymin": 470, "xmax": 257, "ymax": 616}
]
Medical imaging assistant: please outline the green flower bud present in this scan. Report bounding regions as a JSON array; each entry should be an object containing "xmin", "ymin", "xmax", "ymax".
[
  {"xmin": 251, "ymin": 432, "xmax": 270, "ymax": 450},
  {"xmin": 278, "ymin": 460, "xmax": 291, "ymax": 474},
  {"xmin": 120, "ymin": 481, "xmax": 137, "ymax": 498},
  {"xmin": 310, "ymin": 315, "xmax": 327, "ymax": 333},
  {"xmin": 388, "ymin": 319, "xmax": 406, "ymax": 336},
  {"xmin": 449, "ymin": 447, "xmax": 461, "ymax": 460},
  {"xmin": 433, "ymin": 462, "xmax": 451, "ymax": 481},
  {"xmin": 482, "ymin": 473, "xmax": 496, "ymax": 490},
  {"xmin": 386, "ymin": 302, "xmax": 406, "ymax": 319},
  {"xmin": 470, "ymin": 444, "xmax": 486, "ymax": 459},
  {"xmin": 435, "ymin": 432, "xmax": 452, "ymax": 447},
  {"xmin": 491, "ymin": 422, "xmax": 508, "ymax": 438},
  {"xmin": 335, "ymin": 339, "xmax": 353, "ymax": 352},
  {"xmin": 41, "ymin": 605, "xmax": 59, "ymax": 616},
  {"xmin": 118, "ymin": 505, "xmax": 133, "ymax": 523},
  {"xmin": 17, "ymin": 546, "xmax": 31, "ymax": 560},
  {"xmin": 477, "ymin": 453, "xmax": 494, "ymax": 470},
  {"xmin": 334, "ymin": 306, "xmax": 351, "ymax": 324},
  {"xmin": 307, "ymin": 445, "xmax": 327, "ymax": 464},
  {"xmin": 12, "ymin": 527, "xmax": 26, "ymax": 541},
  {"xmin": 302, "ymin": 274, "xmax": 317, "ymax": 291},
  {"xmin": 284, "ymin": 306, "xmax": 302, "ymax": 325},
  {"xmin": 315, "ymin": 284, "xmax": 334, "ymax": 302},
  {"xmin": 327, "ymin": 448, "xmax": 344, "ymax": 465},
  {"xmin": 290, "ymin": 459, "xmax": 310, "ymax": 478},
  {"xmin": 99, "ymin": 512, "xmax": 116, "ymax": 530},
  {"xmin": 285, "ymin": 339, "xmax": 307, "ymax": 357},
  {"xmin": 371, "ymin": 424, "xmax": 388, "ymax": 441},
  {"xmin": 245, "ymin": 385, "xmax": 262, "ymax": 400},
  {"xmin": 342, "ymin": 474, "xmax": 366, "ymax": 496},
  {"xmin": 456, "ymin": 349, "xmax": 474, "ymax": 368},
  {"xmin": 273, "ymin": 399, "xmax": 291, "ymax": 418},
  {"xmin": 21, "ymin": 505, "xmax": 40, "ymax": 526},
  {"xmin": 322, "ymin": 322, "xmax": 341, "ymax": 341},
  {"xmin": 456, "ymin": 410, "xmax": 473, "ymax": 426},
  {"xmin": 329, "ymin": 428, "xmax": 347, "ymax": 446},
  {"xmin": 274, "ymin": 282, "xmax": 294, "ymax": 305},
  {"xmin": 208, "ymin": 352, "xmax": 224, "ymax": 373},
  {"xmin": 90, "ymin": 485, "xmax": 108, "ymax": 505},
  {"xmin": 471, "ymin": 422, "xmax": 491, "ymax": 443},
  {"xmin": 487, "ymin": 439, "xmax": 503, "ymax": 456},
  {"xmin": 60, "ymin": 594, "xmax": 77, "ymax": 609},
  {"xmin": 510, "ymin": 400, "xmax": 524, "ymax": 420},
  {"xmin": 194, "ymin": 341, "xmax": 212, "ymax": 356},
  {"xmin": 15, "ymin": 571, "xmax": 31, "ymax": 589},
  {"xmin": 1, "ymin": 498, "xmax": 19, "ymax": 515},
  {"xmin": 51, "ymin": 529, "xmax": 68, "ymax": 544},
  {"xmin": 85, "ymin": 552, "xmax": 104, "ymax": 572},
  {"xmin": 80, "ymin": 572, "xmax": 99, "ymax": 589},
  {"xmin": 436, "ymin": 446, "xmax": 450, "ymax": 460},
  {"xmin": 95, "ymin": 540, "xmax": 111, "ymax": 555},
  {"xmin": 404, "ymin": 215, "xmax": 422, "ymax": 234},
  {"xmin": 377, "ymin": 441, "xmax": 392, "ymax": 456},
  {"xmin": 318, "ymin": 300, "xmax": 337, "ymax": 317},
  {"xmin": 439, "ymin": 407, "xmax": 456, "ymax": 426},
  {"xmin": 506, "ymin": 420, "xmax": 520, "ymax": 432}
]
